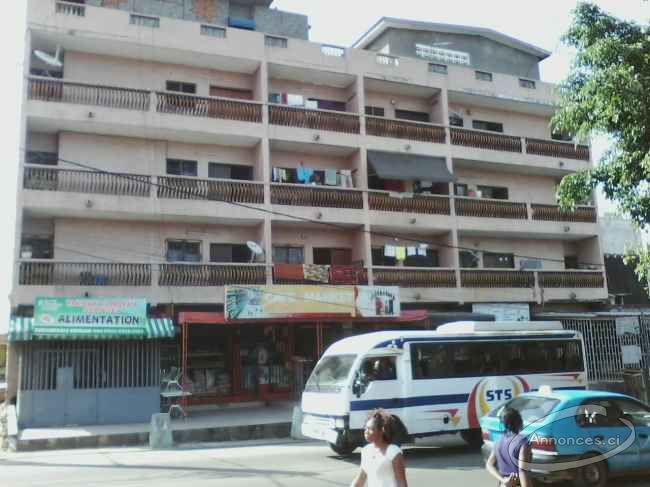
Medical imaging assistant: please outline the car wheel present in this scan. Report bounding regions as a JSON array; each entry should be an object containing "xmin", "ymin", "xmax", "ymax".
[
  {"xmin": 574, "ymin": 456, "xmax": 608, "ymax": 487},
  {"xmin": 329, "ymin": 441, "xmax": 357, "ymax": 457},
  {"xmin": 460, "ymin": 429, "xmax": 483, "ymax": 449}
]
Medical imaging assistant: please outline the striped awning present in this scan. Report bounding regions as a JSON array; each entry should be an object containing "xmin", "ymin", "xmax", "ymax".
[{"xmin": 8, "ymin": 317, "xmax": 175, "ymax": 342}]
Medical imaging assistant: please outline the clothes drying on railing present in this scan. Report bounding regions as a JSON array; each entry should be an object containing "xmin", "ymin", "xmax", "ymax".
[
  {"xmin": 329, "ymin": 266, "xmax": 366, "ymax": 285},
  {"xmin": 303, "ymin": 264, "xmax": 330, "ymax": 283},
  {"xmin": 273, "ymin": 166, "xmax": 355, "ymax": 188}
]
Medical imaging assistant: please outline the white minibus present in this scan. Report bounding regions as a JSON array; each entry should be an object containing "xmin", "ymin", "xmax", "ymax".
[{"xmin": 301, "ymin": 321, "xmax": 587, "ymax": 455}]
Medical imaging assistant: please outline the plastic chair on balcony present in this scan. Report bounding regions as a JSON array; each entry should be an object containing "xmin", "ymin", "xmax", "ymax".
[{"xmin": 161, "ymin": 366, "xmax": 183, "ymax": 392}]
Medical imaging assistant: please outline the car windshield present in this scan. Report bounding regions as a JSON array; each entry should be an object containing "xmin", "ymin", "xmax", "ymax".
[
  {"xmin": 305, "ymin": 354, "xmax": 356, "ymax": 392},
  {"xmin": 489, "ymin": 396, "xmax": 560, "ymax": 424}
]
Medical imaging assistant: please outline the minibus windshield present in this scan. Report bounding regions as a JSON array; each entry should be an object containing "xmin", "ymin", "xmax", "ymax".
[{"xmin": 305, "ymin": 354, "xmax": 357, "ymax": 392}]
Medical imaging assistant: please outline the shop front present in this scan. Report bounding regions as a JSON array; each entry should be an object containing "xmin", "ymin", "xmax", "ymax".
[
  {"xmin": 8, "ymin": 297, "xmax": 175, "ymax": 428},
  {"xmin": 178, "ymin": 285, "xmax": 428, "ymax": 406}
]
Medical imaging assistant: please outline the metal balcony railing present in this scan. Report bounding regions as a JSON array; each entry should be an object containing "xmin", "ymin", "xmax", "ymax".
[
  {"xmin": 321, "ymin": 44, "xmax": 346, "ymax": 57},
  {"xmin": 156, "ymin": 92, "xmax": 262, "ymax": 123},
  {"xmin": 19, "ymin": 261, "xmax": 152, "ymax": 286},
  {"xmin": 531, "ymin": 204, "xmax": 597, "ymax": 223},
  {"xmin": 525, "ymin": 138, "xmax": 590, "ymax": 161},
  {"xmin": 27, "ymin": 77, "xmax": 151, "ymax": 111},
  {"xmin": 23, "ymin": 167, "xmax": 151, "ymax": 197},
  {"xmin": 461, "ymin": 270, "xmax": 535, "ymax": 288},
  {"xmin": 538, "ymin": 271, "xmax": 605, "ymax": 289},
  {"xmin": 455, "ymin": 197, "xmax": 528, "ymax": 219},
  {"xmin": 366, "ymin": 117, "xmax": 446, "ymax": 143},
  {"xmin": 158, "ymin": 176, "xmax": 264, "ymax": 204},
  {"xmin": 269, "ymin": 105, "xmax": 360, "ymax": 134},
  {"xmin": 159, "ymin": 264, "xmax": 266, "ymax": 286},
  {"xmin": 373, "ymin": 268, "xmax": 457, "ymax": 288},
  {"xmin": 451, "ymin": 127, "xmax": 523, "ymax": 153},
  {"xmin": 368, "ymin": 191, "xmax": 451, "ymax": 215},
  {"xmin": 55, "ymin": 0, "xmax": 85, "ymax": 16},
  {"xmin": 270, "ymin": 184, "xmax": 363, "ymax": 209}
]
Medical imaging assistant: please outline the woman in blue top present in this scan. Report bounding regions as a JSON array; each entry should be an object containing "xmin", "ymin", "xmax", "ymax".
[{"xmin": 486, "ymin": 407, "xmax": 533, "ymax": 487}]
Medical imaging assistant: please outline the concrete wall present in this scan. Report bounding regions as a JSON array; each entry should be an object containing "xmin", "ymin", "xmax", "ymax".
[
  {"xmin": 367, "ymin": 28, "xmax": 541, "ymax": 80},
  {"xmin": 271, "ymin": 226, "xmax": 359, "ymax": 265},
  {"xmin": 458, "ymin": 236, "xmax": 566, "ymax": 270},
  {"xmin": 449, "ymin": 103, "xmax": 551, "ymax": 138},
  {"xmin": 269, "ymin": 79, "xmax": 352, "ymax": 109},
  {"xmin": 254, "ymin": 6, "xmax": 309, "ymax": 40},
  {"xmin": 453, "ymin": 167, "xmax": 558, "ymax": 204}
]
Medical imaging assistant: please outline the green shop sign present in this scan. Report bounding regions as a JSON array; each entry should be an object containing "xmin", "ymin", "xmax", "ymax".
[{"xmin": 34, "ymin": 297, "xmax": 148, "ymax": 338}]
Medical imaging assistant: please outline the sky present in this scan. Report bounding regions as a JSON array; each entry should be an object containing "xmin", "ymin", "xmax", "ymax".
[{"xmin": 0, "ymin": 0, "xmax": 648, "ymax": 329}]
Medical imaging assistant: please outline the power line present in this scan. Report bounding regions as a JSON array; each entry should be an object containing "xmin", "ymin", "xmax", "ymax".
[{"xmin": 20, "ymin": 152, "xmax": 605, "ymax": 268}]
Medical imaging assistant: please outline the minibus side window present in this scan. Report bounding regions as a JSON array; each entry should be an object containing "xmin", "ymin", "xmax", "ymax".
[{"xmin": 361, "ymin": 356, "xmax": 397, "ymax": 382}]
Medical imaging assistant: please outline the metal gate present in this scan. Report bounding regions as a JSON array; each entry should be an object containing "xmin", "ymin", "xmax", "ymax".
[{"xmin": 561, "ymin": 316, "xmax": 650, "ymax": 383}]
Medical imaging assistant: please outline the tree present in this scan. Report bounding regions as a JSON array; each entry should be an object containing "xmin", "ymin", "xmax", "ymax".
[{"xmin": 553, "ymin": 2, "xmax": 650, "ymax": 290}]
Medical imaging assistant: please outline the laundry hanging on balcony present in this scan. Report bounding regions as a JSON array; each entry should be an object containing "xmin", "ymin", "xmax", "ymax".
[
  {"xmin": 368, "ymin": 151, "xmax": 455, "ymax": 182},
  {"xmin": 303, "ymin": 264, "xmax": 330, "ymax": 283}
]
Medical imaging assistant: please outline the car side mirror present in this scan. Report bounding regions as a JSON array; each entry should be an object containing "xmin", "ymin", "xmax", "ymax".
[{"xmin": 353, "ymin": 372, "xmax": 368, "ymax": 398}]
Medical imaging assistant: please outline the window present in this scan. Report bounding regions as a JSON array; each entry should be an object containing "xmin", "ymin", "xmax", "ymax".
[
  {"xmin": 273, "ymin": 246, "xmax": 304, "ymax": 264},
  {"xmin": 490, "ymin": 396, "xmax": 560, "ymax": 424},
  {"xmin": 20, "ymin": 236, "xmax": 53, "ymax": 259},
  {"xmin": 475, "ymin": 71, "xmax": 493, "ymax": 82},
  {"xmin": 454, "ymin": 183, "xmax": 469, "ymax": 197},
  {"xmin": 365, "ymin": 106, "xmax": 385, "ymax": 117},
  {"xmin": 614, "ymin": 399, "xmax": 650, "ymax": 427},
  {"xmin": 405, "ymin": 249, "xmax": 439, "ymax": 268},
  {"xmin": 429, "ymin": 63, "xmax": 448, "ymax": 75},
  {"xmin": 565, "ymin": 255, "xmax": 579, "ymax": 269},
  {"xmin": 210, "ymin": 243, "xmax": 250, "ymax": 263},
  {"xmin": 26, "ymin": 151, "xmax": 58, "ymax": 165},
  {"xmin": 483, "ymin": 252, "xmax": 515, "ymax": 269},
  {"xmin": 449, "ymin": 114, "xmax": 464, "ymax": 127},
  {"xmin": 165, "ymin": 81, "xmax": 196, "ymax": 94},
  {"xmin": 208, "ymin": 163, "xmax": 253, "ymax": 181},
  {"xmin": 472, "ymin": 120, "xmax": 504, "ymax": 133},
  {"xmin": 167, "ymin": 240, "xmax": 201, "ymax": 262},
  {"xmin": 313, "ymin": 248, "xmax": 352, "ymax": 266},
  {"xmin": 372, "ymin": 247, "xmax": 396, "ymax": 267},
  {"xmin": 477, "ymin": 185, "xmax": 509, "ymax": 200},
  {"xmin": 305, "ymin": 354, "xmax": 356, "ymax": 392},
  {"xmin": 166, "ymin": 159, "xmax": 197, "ymax": 177},
  {"xmin": 360, "ymin": 356, "xmax": 397, "ymax": 382},
  {"xmin": 459, "ymin": 250, "xmax": 479, "ymax": 268},
  {"xmin": 395, "ymin": 109, "xmax": 430, "ymax": 123},
  {"xmin": 265, "ymin": 35, "xmax": 288, "ymax": 48},
  {"xmin": 411, "ymin": 340, "xmax": 584, "ymax": 379},
  {"xmin": 519, "ymin": 78, "xmax": 536, "ymax": 89},
  {"xmin": 209, "ymin": 86, "xmax": 253, "ymax": 100}
]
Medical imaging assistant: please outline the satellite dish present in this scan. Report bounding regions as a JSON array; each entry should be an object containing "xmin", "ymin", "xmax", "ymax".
[
  {"xmin": 246, "ymin": 241, "xmax": 264, "ymax": 263},
  {"xmin": 34, "ymin": 45, "xmax": 63, "ymax": 68}
]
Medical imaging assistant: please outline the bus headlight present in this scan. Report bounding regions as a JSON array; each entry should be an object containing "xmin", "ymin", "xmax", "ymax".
[{"xmin": 335, "ymin": 418, "xmax": 345, "ymax": 429}]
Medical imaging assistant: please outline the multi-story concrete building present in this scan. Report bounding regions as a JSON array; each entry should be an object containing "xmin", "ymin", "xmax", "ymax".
[{"xmin": 8, "ymin": 0, "xmax": 607, "ymax": 417}]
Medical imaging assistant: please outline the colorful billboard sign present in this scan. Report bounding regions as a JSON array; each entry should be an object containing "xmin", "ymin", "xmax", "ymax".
[
  {"xmin": 225, "ymin": 286, "xmax": 400, "ymax": 320},
  {"xmin": 33, "ymin": 297, "xmax": 148, "ymax": 338}
]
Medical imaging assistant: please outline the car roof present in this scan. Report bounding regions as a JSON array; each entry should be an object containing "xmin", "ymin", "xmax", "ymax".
[{"xmin": 520, "ymin": 389, "xmax": 633, "ymax": 403}]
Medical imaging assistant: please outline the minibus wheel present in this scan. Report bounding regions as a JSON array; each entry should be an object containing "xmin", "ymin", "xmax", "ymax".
[
  {"xmin": 329, "ymin": 441, "xmax": 357, "ymax": 457},
  {"xmin": 460, "ymin": 429, "xmax": 483, "ymax": 449}
]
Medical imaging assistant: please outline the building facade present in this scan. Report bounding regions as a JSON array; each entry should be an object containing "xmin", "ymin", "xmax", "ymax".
[{"xmin": 9, "ymin": 1, "xmax": 607, "ymax": 412}]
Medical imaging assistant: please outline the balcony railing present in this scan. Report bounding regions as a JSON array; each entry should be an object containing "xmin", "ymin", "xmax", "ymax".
[
  {"xmin": 451, "ymin": 128, "xmax": 523, "ymax": 153},
  {"xmin": 366, "ymin": 117, "xmax": 446, "ymax": 143},
  {"xmin": 273, "ymin": 265, "xmax": 368, "ymax": 285},
  {"xmin": 461, "ymin": 270, "xmax": 535, "ymax": 288},
  {"xmin": 368, "ymin": 191, "xmax": 451, "ymax": 215},
  {"xmin": 321, "ymin": 44, "xmax": 346, "ymax": 57},
  {"xmin": 538, "ymin": 271, "xmax": 605, "ymax": 289},
  {"xmin": 455, "ymin": 198, "xmax": 528, "ymax": 220},
  {"xmin": 56, "ymin": 0, "xmax": 85, "ymax": 16},
  {"xmin": 268, "ymin": 105, "xmax": 360, "ymax": 134},
  {"xmin": 156, "ymin": 92, "xmax": 262, "ymax": 123},
  {"xmin": 531, "ymin": 204, "xmax": 597, "ymax": 223},
  {"xmin": 158, "ymin": 176, "xmax": 264, "ymax": 204},
  {"xmin": 23, "ymin": 166, "xmax": 151, "ymax": 197},
  {"xmin": 19, "ymin": 261, "xmax": 151, "ymax": 286},
  {"xmin": 271, "ymin": 184, "xmax": 363, "ymax": 209},
  {"xmin": 526, "ymin": 138, "xmax": 590, "ymax": 161},
  {"xmin": 376, "ymin": 54, "xmax": 399, "ymax": 66},
  {"xmin": 373, "ymin": 268, "xmax": 457, "ymax": 288},
  {"xmin": 159, "ymin": 264, "xmax": 266, "ymax": 286},
  {"xmin": 27, "ymin": 77, "xmax": 151, "ymax": 111}
]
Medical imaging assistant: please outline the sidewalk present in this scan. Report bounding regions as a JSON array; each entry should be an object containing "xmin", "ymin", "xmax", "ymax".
[{"xmin": 14, "ymin": 402, "xmax": 295, "ymax": 452}]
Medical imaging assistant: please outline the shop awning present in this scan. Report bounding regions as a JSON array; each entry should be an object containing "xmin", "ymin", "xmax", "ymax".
[
  {"xmin": 367, "ymin": 151, "xmax": 455, "ymax": 182},
  {"xmin": 8, "ymin": 317, "xmax": 175, "ymax": 342}
]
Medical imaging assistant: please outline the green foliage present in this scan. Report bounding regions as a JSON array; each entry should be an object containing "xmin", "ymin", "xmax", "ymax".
[{"xmin": 553, "ymin": 2, "xmax": 650, "ymax": 292}]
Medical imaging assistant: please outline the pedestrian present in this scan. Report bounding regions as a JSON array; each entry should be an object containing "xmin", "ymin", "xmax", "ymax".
[
  {"xmin": 350, "ymin": 409, "xmax": 408, "ymax": 487},
  {"xmin": 485, "ymin": 407, "xmax": 533, "ymax": 487}
]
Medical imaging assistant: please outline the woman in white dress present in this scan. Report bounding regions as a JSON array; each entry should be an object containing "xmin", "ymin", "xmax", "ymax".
[{"xmin": 350, "ymin": 409, "xmax": 408, "ymax": 487}]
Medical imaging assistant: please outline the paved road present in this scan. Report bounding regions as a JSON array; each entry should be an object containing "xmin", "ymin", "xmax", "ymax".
[{"xmin": 0, "ymin": 436, "xmax": 648, "ymax": 486}]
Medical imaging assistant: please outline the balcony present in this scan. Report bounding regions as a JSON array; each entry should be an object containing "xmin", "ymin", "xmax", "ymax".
[
  {"xmin": 366, "ymin": 117, "xmax": 446, "ymax": 144},
  {"xmin": 368, "ymin": 191, "xmax": 450, "ymax": 215},
  {"xmin": 158, "ymin": 176, "xmax": 264, "ymax": 204},
  {"xmin": 451, "ymin": 127, "xmax": 522, "ymax": 153},
  {"xmin": 455, "ymin": 197, "xmax": 528, "ymax": 220},
  {"xmin": 55, "ymin": 0, "xmax": 85, "ymax": 17},
  {"xmin": 27, "ymin": 77, "xmax": 150, "ymax": 111},
  {"xmin": 525, "ymin": 138, "xmax": 590, "ymax": 161},
  {"xmin": 461, "ymin": 270, "xmax": 534, "ymax": 288},
  {"xmin": 24, "ymin": 166, "xmax": 151, "ymax": 197},
  {"xmin": 538, "ymin": 271, "xmax": 604, "ymax": 289},
  {"xmin": 272, "ymin": 265, "xmax": 368, "ymax": 285},
  {"xmin": 268, "ymin": 105, "xmax": 360, "ymax": 134},
  {"xmin": 156, "ymin": 92, "xmax": 262, "ymax": 123},
  {"xmin": 19, "ymin": 261, "xmax": 151, "ymax": 286},
  {"xmin": 373, "ymin": 267, "xmax": 456, "ymax": 288},
  {"xmin": 270, "ymin": 184, "xmax": 363, "ymax": 209},
  {"xmin": 531, "ymin": 204, "xmax": 597, "ymax": 223},
  {"xmin": 159, "ymin": 264, "xmax": 266, "ymax": 286}
]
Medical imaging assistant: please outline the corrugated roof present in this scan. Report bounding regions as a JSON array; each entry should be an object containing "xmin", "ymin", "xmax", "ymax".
[{"xmin": 352, "ymin": 17, "xmax": 551, "ymax": 60}]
